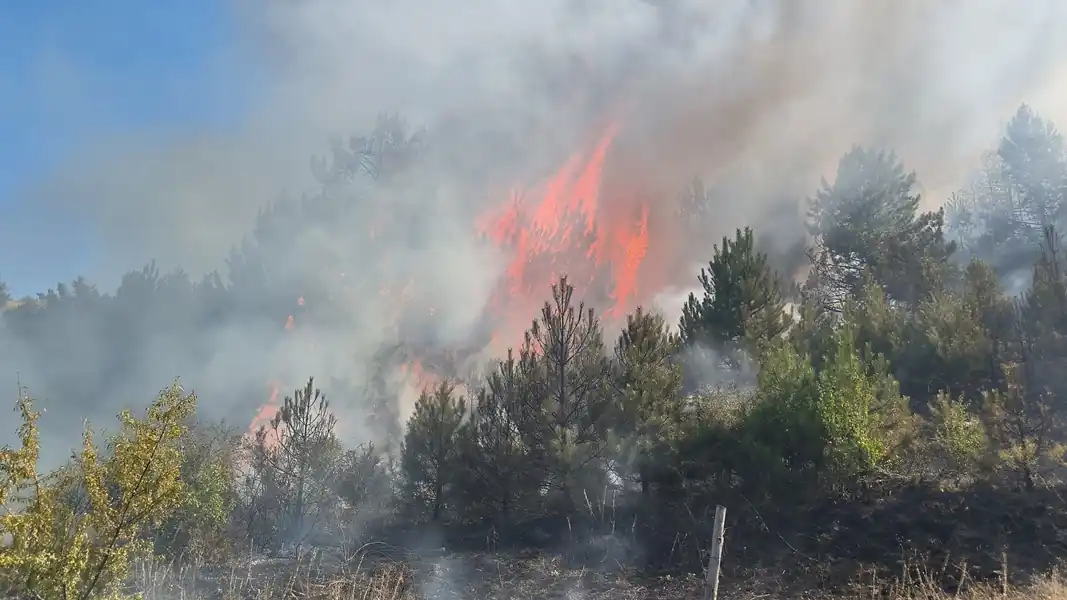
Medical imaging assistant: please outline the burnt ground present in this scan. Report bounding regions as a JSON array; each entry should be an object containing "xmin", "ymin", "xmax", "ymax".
[
  {"xmin": 135, "ymin": 547, "xmax": 834, "ymax": 600},
  {"xmin": 132, "ymin": 482, "xmax": 1067, "ymax": 600},
  {"xmin": 375, "ymin": 481, "xmax": 1067, "ymax": 590}
]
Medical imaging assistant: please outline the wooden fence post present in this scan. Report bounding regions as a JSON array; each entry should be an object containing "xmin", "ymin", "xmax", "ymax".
[{"xmin": 704, "ymin": 505, "xmax": 727, "ymax": 600}]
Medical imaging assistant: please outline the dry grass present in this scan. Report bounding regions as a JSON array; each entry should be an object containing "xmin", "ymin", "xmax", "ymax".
[
  {"xmin": 866, "ymin": 572, "xmax": 1067, "ymax": 600},
  {"xmin": 126, "ymin": 550, "xmax": 1067, "ymax": 600},
  {"xmin": 131, "ymin": 551, "xmax": 418, "ymax": 600}
]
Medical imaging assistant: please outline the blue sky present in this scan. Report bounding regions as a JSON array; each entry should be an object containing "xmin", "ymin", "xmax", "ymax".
[{"xmin": 0, "ymin": 1, "xmax": 257, "ymax": 297}]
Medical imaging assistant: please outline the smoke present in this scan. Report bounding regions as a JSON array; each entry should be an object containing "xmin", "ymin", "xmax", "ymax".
[{"xmin": 5, "ymin": 0, "xmax": 1067, "ymax": 467}]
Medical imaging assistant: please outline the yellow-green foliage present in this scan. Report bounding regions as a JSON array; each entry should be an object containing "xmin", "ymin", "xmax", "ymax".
[
  {"xmin": 815, "ymin": 326, "xmax": 914, "ymax": 478},
  {"xmin": 738, "ymin": 341, "xmax": 825, "ymax": 494},
  {"xmin": 177, "ymin": 454, "xmax": 234, "ymax": 552},
  {"xmin": 928, "ymin": 391, "xmax": 988, "ymax": 484},
  {"xmin": 153, "ymin": 421, "xmax": 239, "ymax": 562},
  {"xmin": 981, "ymin": 362, "xmax": 1065, "ymax": 489},
  {"xmin": 0, "ymin": 381, "xmax": 196, "ymax": 600},
  {"xmin": 742, "ymin": 326, "xmax": 913, "ymax": 491}
]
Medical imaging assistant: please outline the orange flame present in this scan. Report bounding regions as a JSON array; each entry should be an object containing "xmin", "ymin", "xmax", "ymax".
[
  {"xmin": 248, "ymin": 118, "xmax": 660, "ymax": 435},
  {"xmin": 399, "ymin": 359, "xmax": 438, "ymax": 394},
  {"xmin": 477, "ymin": 121, "xmax": 651, "ymax": 350},
  {"xmin": 249, "ymin": 383, "xmax": 280, "ymax": 440},
  {"xmin": 248, "ymin": 297, "xmax": 303, "ymax": 443}
]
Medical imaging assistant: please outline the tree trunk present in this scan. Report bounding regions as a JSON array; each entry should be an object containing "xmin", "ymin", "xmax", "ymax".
[{"xmin": 433, "ymin": 467, "xmax": 443, "ymax": 521}]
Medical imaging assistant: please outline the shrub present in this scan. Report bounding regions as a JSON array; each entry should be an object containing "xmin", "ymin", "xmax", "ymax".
[{"xmin": 0, "ymin": 382, "xmax": 195, "ymax": 600}]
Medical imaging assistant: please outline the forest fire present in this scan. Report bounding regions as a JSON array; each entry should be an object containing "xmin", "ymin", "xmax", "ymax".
[
  {"xmin": 249, "ymin": 119, "xmax": 666, "ymax": 438},
  {"xmin": 248, "ymin": 297, "xmax": 304, "ymax": 443},
  {"xmin": 476, "ymin": 120, "xmax": 654, "ymax": 352}
]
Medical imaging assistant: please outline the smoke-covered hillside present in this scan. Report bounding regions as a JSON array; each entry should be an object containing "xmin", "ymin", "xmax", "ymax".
[{"xmin": 5, "ymin": 2, "xmax": 1067, "ymax": 599}]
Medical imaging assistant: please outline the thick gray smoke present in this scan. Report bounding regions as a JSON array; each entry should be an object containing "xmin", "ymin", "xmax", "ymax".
[{"xmin": 5, "ymin": 0, "xmax": 1067, "ymax": 467}]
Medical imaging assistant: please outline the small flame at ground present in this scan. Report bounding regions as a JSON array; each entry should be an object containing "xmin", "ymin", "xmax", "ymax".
[{"xmin": 248, "ymin": 298, "xmax": 301, "ymax": 443}]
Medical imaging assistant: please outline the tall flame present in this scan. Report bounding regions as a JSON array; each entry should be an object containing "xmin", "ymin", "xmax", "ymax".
[
  {"xmin": 247, "ymin": 119, "xmax": 659, "ymax": 436},
  {"xmin": 477, "ymin": 121, "xmax": 651, "ymax": 351}
]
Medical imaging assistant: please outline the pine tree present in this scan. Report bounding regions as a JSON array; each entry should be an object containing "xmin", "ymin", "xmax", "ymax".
[
  {"xmin": 517, "ymin": 276, "xmax": 612, "ymax": 513},
  {"xmin": 255, "ymin": 377, "xmax": 341, "ymax": 543},
  {"xmin": 999, "ymin": 104, "xmax": 1067, "ymax": 233},
  {"xmin": 401, "ymin": 380, "xmax": 466, "ymax": 521},
  {"xmin": 909, "ymin": 288, "xmax": 993, "ymax": 407},
  {"xmin": 456, "ymin": 352, "xmax": 531, "ymax": 526},
  {"xmin": 612, "ymin": 307, "xmax": 684, "ymax": 496},
  {"xmin": 356, "ymin": 353, "xmax": 404, "ymax": 454},
  {"xmin": 944, "ymin": 151, "xmax": 1034, "ymax": 276},
  {"xmin": 679, "ymin": 227, "xmax": 789, "ymax": 362},
  {"xmin": 961, "ymin": 259, "xmax": 1015, "ymax": 392},
  {"xmin": 948, "ymin": 107, "xmax": 1067, "ymax": 278},
  {"xmin": 807, "ymin": 146, "xmax": 954, "ymax": 308},
  {"xmin": 335, "ymin": 442, "xmax": 391, "ymax": 515},
  {"xmin": 1013, "ymin": 228, "xmax": 1067, "ymax": 408},
  {"xmin": 813, "ymin": 325, "xmax": 914, "ymax": 481},
  {"xmin": 981, "ymin": 363, "xmax": 1062, "ymax": 491}
]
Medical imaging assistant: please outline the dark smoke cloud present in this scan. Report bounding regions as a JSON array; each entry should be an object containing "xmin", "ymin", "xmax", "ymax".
[{"xmin": 5, "ymin": 0, "xmax": 1067, "ymax": 467}]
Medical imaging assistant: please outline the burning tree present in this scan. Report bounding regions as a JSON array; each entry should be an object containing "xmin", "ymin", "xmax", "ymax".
[{"xmin": 243, "ymin": 116, "xmax": 699, "ymax": 479}]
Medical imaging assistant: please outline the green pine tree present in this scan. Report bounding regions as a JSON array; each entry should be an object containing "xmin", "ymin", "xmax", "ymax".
[
  {"xmin": 999, "ymin": 104, "xmax": 1067, "ymax": 232},
  {"xmin": 401, "ymin": 380, "xmax": 466, "ymax": 521},
  {"xmin": 454, "ymin": 351, "xmax": 533, "ymax": 527},
  {"xmin": 679, "ymin": 227, "xmax": 789, "ymax": 362},
  {"xmin": 1012, "ymin": 228, "xmax": 1067, "ymax": 410},
  {"xmin": 807, "ymin": 146, "xmax": 954, "ymax": 308},
  {"xmin": 255, "ymin": 377, "xmax": 341, "ymax": 543},
  {"xmin": 517, "ymin": 276, "xmax": 613, "ymax": 514},
  {"xmin": 960, "ymin": 259, "xmax": 1015, "ymax": 393},
  {"xmin": 611, "ymin": 307, "xmax": 685, "ymax": 496}
]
